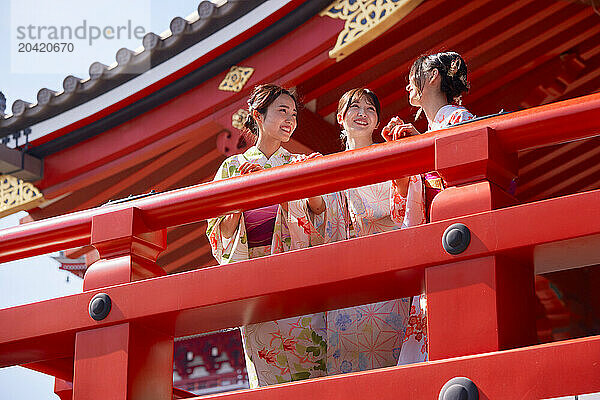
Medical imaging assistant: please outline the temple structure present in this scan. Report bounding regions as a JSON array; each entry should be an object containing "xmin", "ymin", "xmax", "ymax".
[{"xmin": 1, "ymin": 0, "xmax": 600, "ymax": 398}]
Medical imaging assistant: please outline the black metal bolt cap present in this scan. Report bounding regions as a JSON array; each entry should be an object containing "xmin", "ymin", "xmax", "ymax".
[
  {"xmin": 89, "ymin": 293, "xmax": 111, "ymax": 321},
  {"xmin": 442, "ymin": 223, "xmax": 471, "ymax": 255},
  {"xmin": 439, "ymin": 377, "xmax": 479, "ymax": 400}
]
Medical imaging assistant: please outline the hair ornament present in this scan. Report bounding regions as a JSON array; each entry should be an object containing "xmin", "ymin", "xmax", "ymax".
[{"xmin": 448, "ymin": 57, "xmax": 461, "ymax": 77}]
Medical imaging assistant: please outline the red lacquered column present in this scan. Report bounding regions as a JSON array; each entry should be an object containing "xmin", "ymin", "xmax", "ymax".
[
  {"xmin": 426, "ymin": 127, "xmax": 537, "ymax": 360},
  {"xmin": 72, "ymin": 207, "xmax": 174, "ymax": 400}
]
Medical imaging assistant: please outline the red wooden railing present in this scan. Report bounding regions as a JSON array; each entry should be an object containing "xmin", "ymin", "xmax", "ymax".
[{"xmin": 1, "ymin": 92, "xmax": 600, "ymax": 399}]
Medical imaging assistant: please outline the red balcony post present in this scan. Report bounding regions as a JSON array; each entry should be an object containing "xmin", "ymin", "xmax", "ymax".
[
  {"xmin": 426, "ymin": 127, "xmax": 538, "ymax": 360},
  {"xmin": 71, "ymin": 207, "xmax": 174, "ymax": 400}
]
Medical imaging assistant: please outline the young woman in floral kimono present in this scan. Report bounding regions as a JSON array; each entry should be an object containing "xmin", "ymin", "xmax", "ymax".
[
  {"xmin": 206, "ymin": 84, "xmax": 328, "ymax": 388},
  {"xmin": 283, "ymin": 88, "xmax": 427, "ymax": 376},
  {"xmin": 382, "ymin": 51, "xmax": 476, "ymax": 365}
]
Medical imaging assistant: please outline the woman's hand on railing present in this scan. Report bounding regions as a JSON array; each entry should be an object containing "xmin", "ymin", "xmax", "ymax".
[
  {"xmin": 382, "ymin": 118, "xmax": 414, "ymax": 197},
  {"xmin": 221, "ymin": 212, "xmax": 242, "ymax": 239},
  {"xmin": 382, "ymin": 117, "xmax": 421, "ymax": 141},
  {"xmin": 239, "ymin": 162, "xmax": 263, "ymax": 175}
]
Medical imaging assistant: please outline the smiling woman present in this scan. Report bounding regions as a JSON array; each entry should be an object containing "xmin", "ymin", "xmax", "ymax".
[
  {"xmin": 206, "ymin": 84, "xmax": 328, "ymax": 388},
  {"xmin": 284, "ymin": 88, "xmax": 427, "ymax": 375}
]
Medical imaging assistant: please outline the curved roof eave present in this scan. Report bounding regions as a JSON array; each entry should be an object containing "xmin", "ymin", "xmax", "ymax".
[{"xmin": 0, "ymin": 0, "xmax": 303, "ymax": 149}]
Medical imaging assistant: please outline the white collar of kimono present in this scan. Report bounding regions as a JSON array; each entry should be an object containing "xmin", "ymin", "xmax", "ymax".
[
  {"xmin": 243, "ymin": 145, "xmax": 290, "ymax": 162},
  {"xmin": 431, "ymin": 104, "xmax": 463, "ymax": 124}
]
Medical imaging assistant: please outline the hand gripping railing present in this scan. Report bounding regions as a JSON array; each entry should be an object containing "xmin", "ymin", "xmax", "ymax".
[{"xmin": 1, "ymin": 92, "xmax": 600, "ymax": 400}]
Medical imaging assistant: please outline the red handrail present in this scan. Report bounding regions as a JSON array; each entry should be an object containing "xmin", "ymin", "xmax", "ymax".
[{"xmin": 0, "ymin": 92, "xmax": 599, "ymax": 264}]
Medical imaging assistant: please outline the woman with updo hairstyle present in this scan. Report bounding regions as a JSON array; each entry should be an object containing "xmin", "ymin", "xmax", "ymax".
[
  {"xmin": 380, "ymin": 51, "xmax": 476, "ymax": 366},
  {"xmin": 206, "ymin": 84, "xmax": 328, "ymax": 388},
  {"xmin": 383, "ymin": 51, "xmax": 473, "ymax": 136}
]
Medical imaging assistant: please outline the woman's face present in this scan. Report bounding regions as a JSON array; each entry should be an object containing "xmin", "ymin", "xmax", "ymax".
[
  {"xmin": 406, "ymin": 73, "xmax": 421, "ymax": 107},
  {"xmin": 407, "ymin": 68, "xmax": 441, "ymax": 107},
  {"xmin": 338, "ymin": 95, "xmax": 379, "ymax": 134},
  {"xmin": 257, "ymin": 93, "xmax": 297, "ymax": 143}
]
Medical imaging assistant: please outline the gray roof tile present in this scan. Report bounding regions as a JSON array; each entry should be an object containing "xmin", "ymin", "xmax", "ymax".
[{"xmin": 0, "ymin": 0, "xmax": 264, "ymax": 136}]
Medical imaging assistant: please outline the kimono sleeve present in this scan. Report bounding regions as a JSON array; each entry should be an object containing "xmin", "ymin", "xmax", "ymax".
[
  {"xmin": 205, "ymin": 158, "xmax": 249, "ymax": 264},
  {"xmin": 447, "ymin": 108, "xmax": 475, "ymax": 126},
  {"xmin": 281, "ymin": 192, "xmax": 349, "ymax": 251},
  {"xmin": 390, "ymin": 175, "xmax": 426, "ymax": 228}
]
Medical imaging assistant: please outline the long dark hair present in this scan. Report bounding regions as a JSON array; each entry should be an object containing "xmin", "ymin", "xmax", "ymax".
[
  {"xmin": 243, "ymin": 84, "xmax": 298, "ymax": 136},
  {"xmin": 410, "ymin": 52, "xmax": 470, "ymax": 118}
]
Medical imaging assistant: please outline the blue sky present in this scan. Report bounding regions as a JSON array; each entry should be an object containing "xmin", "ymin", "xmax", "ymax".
[
  {"xmin": 0, "ymin": 1, "xmax": 204, "ymax": 398},
  {"xmin": 0, "ymin": 0, "xmax": 202, "ymax": 112}
]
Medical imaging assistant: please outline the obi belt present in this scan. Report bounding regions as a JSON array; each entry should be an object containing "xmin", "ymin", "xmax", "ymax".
[{"xmin": 243, "ymin": 204, "xmax": 279, "ymax": 248}]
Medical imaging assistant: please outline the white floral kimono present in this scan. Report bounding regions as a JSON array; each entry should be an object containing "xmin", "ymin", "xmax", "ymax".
[
  {"xmin": 207, "ymin": 146, "xmax": 329, "ymax": 388},
  {"xmin": 286, "ymin": 167, "xmax": 427, "ymax": 374}
]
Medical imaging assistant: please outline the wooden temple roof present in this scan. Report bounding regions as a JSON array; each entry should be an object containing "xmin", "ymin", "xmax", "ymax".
[
  {"xmin": 0, "ymin": 1, "xmax": 271, "ymax": 136},
  {"xmin": 1, "ymin": 0, "xmax": 600, "ymax": 275}
]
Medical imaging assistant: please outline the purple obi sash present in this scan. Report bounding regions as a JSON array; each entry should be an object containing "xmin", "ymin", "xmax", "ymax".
[
  {"xmin": 424, "ymin": 172, "xmax": 444, "ymax": 222},
  {"xmin": 243, "ymin": 204, "xmax": 279, "ymax": 248}
]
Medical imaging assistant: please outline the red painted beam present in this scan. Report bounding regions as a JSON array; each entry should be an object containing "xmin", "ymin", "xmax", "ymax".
[
  {"xmin": 2, "ymin": 92, "xmax": 600, "ymax": 263},
  {"xmin": 27, "ymin": 0, "xmax": 309, "ymax": 149},
  {"xmin": 330, "ymin": 0, "xmax": 593, "ymax": 120},
  {"xmin": 301, "ymin": 0, "xmax": 471, "ymax": 102},
  {"xmin": 39, "ymin": 14, "xmax": 342, "ymax": 190},
  {"xmin": 183, "ymin": 335, "xmax": 600, "ymax": 400},
  {"xmin": 41, "ymin": 121, "xmax": 223, "ymax": 199},
  {"xmin": 1, "ymin": 188, "xmax": 600, "ymax": 367},
  {"xmin": 0, "ymin": 132, "xmax": 434, "ymax": 263}
]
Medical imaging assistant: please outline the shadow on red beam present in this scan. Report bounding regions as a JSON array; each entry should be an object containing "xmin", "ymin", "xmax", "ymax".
[
  {"xmin": 1, "ymin": 188, "xmax": 600, "ymax": 368},
  {"xmin": 189, "ymin": 335, "xmax": 600, "ymax": 400},
  {"xmin": 1, "ymin": 93, "xmax": 600, "ymax": 263},
  {"xmin": 24, "ymin": 357, "xmax": 74, "ymax": 382}
]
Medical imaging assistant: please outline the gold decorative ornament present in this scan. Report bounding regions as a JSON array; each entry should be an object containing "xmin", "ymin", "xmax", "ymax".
[
  {"xmin": 218, "ymin": 66, "xmax": 255, "ymax": 93},
  {"xmin": 320, "ymin": 0, "xmax": 424, "ymax": 61},
  {"xmin": 0, "ymin": 174, "xmax": 45, "ymax": 218},
  {"xmin": 232, "ymin": 109, "xmax": 249, "ymax": 130}
]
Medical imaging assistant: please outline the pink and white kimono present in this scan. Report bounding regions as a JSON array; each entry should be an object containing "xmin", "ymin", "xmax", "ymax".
[{"xmin": 284, "ymin": 154, "xmax": 427, "ymax": 374}]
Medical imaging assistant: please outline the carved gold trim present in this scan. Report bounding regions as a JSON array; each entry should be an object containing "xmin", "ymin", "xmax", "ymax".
[
  {"xmin": 232, "ymin": 109, "xmax": 249, "ymax": 130},
  {"xmin": 0, "ymin": 175, "xmax": 45, "ymax": 218},
  {"xmin": 320, "ymin": 0, "xmax": 424, "ymax": 61},
  {"xmin": 218, "ymin": 66, "xmax": 255, "ymax": 93}
]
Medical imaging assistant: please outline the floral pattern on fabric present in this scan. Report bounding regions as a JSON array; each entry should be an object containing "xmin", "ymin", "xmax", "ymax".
[
  {"xmin": 242, "ymin": 313, "xmax": 327, "ymax": 385},
  {"xmin": 327, "ymin": 299, "xmax": 411, "ymax": 374},
  {"xmin": 390, "ymin": 175, "xmax": 426, "ymax": 227},
  {"xmin": 286, "ymin": 179, "xmax": 425, "ymax": 375},
  {"xmin": 429, "ymin": 104, "xmax": 474, "ymax": 131},
  {"xmin": 206, "ymin": 146, "xmax": 327, "ymax": 388},
  {"xmin": 397, "ymin": 104, "xmax": 476, "ymax": 365},
  {"xmin": 397, "ymin": 295, "xmax": 428, "ymax": 365}
]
